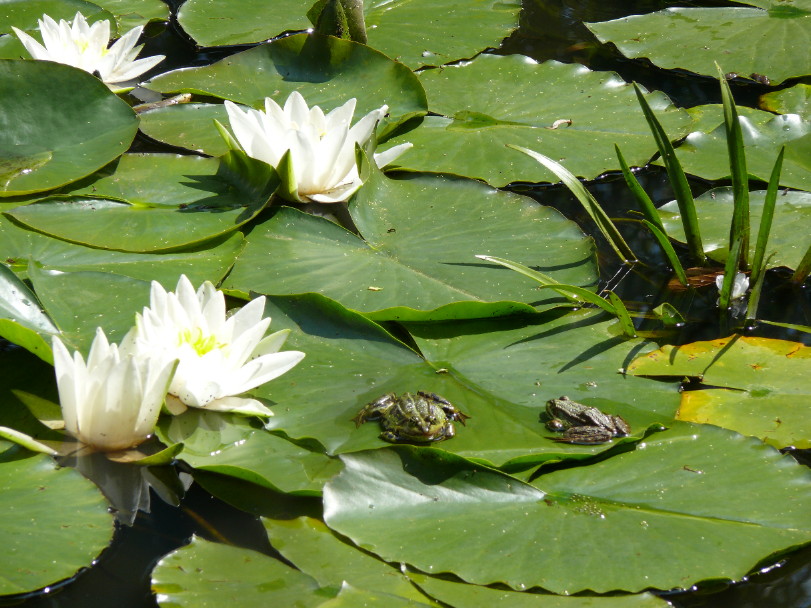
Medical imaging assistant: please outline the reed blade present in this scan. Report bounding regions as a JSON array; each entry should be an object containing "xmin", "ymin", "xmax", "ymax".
[
  {"xmin": 633, "ymin": 84, "xmax": 705, "ymax": 264},
  {"xmin": 718, "ymin": 67, "xmax": 750, "ymax": 270},
  {"xmin": 750, "ymin": 147, "xmax": 784, "ymax": 287},
  {"xmin": 615, "ymin": 144, "xmax": 664, "ymax": 233},
  {"xmin": 508, "ymin": 145, "xmax": 637, "ymax": 263},
  {"xmin": 642, "ymin": 220, "xmax": 688, "ymax": 286}
]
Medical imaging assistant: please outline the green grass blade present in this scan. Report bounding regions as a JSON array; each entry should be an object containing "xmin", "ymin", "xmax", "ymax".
[
  {"xmin": 747, "ymin": 252, "xmax": 775, "ymax": 323},
  {"xmin": 759, "ymin": 320, "xmax": 811, "ymax": 335},
  {"xmin": 633, "ymin": 84, "xmax": 705, "ymax": 264},
  {"xmin": 718, "ymin": 66, "xmax": 750, "ymax": 270},
  {"xmin": 641, "ymin": 220, "xmax": 688, "ymax": 286},
  {"xmin": 615, "ymin": 145, "xmax": 664, "ymax": 233},
  {"xmin": 718, "ymin": 236, "xmax": 744, "ymax": 311},
  {"xmin": 750, "ymin": 147, "xmax": 784, "ymax": 287},
  {"xmin": 475, "ymin": 255, "xmax": 615, "ymax": 313},
  {"xmin": 606, "ymin": 291, "xmax": 636, "ymax": 337},
  {"xmin": 508, "ymin": 145, "xmax": 637, "ymax": 263},
  {"xmin": 791, "ymin": 244, "xmax": 811, "ymax": 283}
]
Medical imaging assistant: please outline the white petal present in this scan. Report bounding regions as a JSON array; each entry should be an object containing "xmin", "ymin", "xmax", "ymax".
[
  {"xmin": 374, "ymin": 142, "xmax": 413, "ymax": 168},
  {"xmin": 203, "ymin": 396, "xmax": 274, "ymax": 416}
]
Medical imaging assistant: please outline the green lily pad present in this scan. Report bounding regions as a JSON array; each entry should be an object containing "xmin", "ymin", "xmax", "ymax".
[
  {"xmin": 151, "ymin": 536, "xmax": 324, "ymax": 608},
  {"xmin": 224, "ymin": 167, "xmax": 597, "ymax": 319},
  {"xmin": 0, "ymin": 451, "xmax": 113, "ymax": 594},
  {"xmin": 658, "ymin": 187, "xmax": 811, "ymax": 270},
  {"xmin": 158, "ymin": 410, "xmax": 337, "ymax": 496},
  {"xmin": 323, "ymin": 424, "xmax": 811, "ymax": 593},
  {"xmin": 264, "ymin": 517, "xmax": 439, "ymax": 604},
  {"xmin": 0, "ymin": 263, "xmax": 57, "ymax": 362},
  {"xmin": 0, "ymin": 214, "xmax": 244, "ymax": 284},
  {"xmin": 672, "ymin": 111, "xmax": 811, "ymax": 190},
  {"xmin": 760, "ymin": 83, "xmax": 811, "ymax": 119},
  {"xmin": 586, "ymin": 3, "xmax": 811, "ymax": 85},
  {"xmin": 363, "ymin": 0, "xmax": 521, "ymax": 69},
  {"xmin": 628, "ymin": 336, "xmax": 811, "ymax": 449},
  {"xmin": 385, "ymin": 55, "xmax": 691, "ymax": 187},
  {"xmin": 320, "ymin": 583, "xmax": 435, "ymax": 607},
  {"xmin": 176, "ymin": 0, "xmax": 310, "ymax": 47},
  {"xmin": 143, "ymin": 33, "xmax": 427, "ymax": 138},
  {"xmin": 174, "ymin": 0, "xmax": 519, "ymax": 70},
  {"xmin": 28, "ymin": 267, "xmax": 150, "ymax": 353},
  {"xmin": 139, "ymin": 103, "xmax": 229, "ymax": 157},
  {"xmin": 250, "ymin": 294, "xmax": 678, "ymax": 470},
  {"xmin": 407, "ymin": 573, "xmax": 670, "ymax": 607},
  {"xmin": 0, "ymin": 60, "xmax": 138, "ymax": 196},
  {"xmin": 4, "ymin": 153, "xmax": 270, "ymax": 253},
  {"xmin": 0, "ymin": 0, "xmax": 114, "ymax": 36},
  {"xmin": 93, "ymin": 0, "xmax": 169, "ymax": 30}
]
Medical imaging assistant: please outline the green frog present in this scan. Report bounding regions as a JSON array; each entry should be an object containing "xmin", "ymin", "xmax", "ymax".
[
  {"xmin": 352, "ymin": 391, "xmax": 470, "ymax": 443},
  {"xmin": 543, "ymin": 396, "xmax": 630, "ymax": 444}
]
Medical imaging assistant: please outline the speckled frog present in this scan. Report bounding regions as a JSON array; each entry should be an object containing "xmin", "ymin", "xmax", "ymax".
[{"xmin": 543, "ymin": 396, "xmax": 630, "ymax": 444}]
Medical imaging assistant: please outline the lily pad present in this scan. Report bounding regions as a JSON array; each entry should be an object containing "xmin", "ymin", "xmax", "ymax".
[
  {"xmin": 158, "ymin": 410, "xmax": 338, "ymax": 496},
  {"xmin": 0, "ymin": 0, "xmax": 114, "ymax": 36},
  {"xmin": 93, "ymin": 0, "xmax": 169, "ymax": 30},
  {"xmin": 0, "ymin": 214, "xmax": 244, "ymax": 285},
  {"xmin": 760, "ymin": 83, "xmax": 811, "ymax": 119},
  {"xmin": 628, "ymin": 336, "xmax": 811, "ymax": 448},
  {"xmin": 151, "ymin": 536, "xmax": 324, "ymax": 608},
  {"xmin": 323, "ymin": 424, "xmax": 811, "ymax": 593},
  {"xmin": 139, "ymin": 103, "xmax": 229, "ymax": 157},
  {"xmin": 363, "ymin": 0, "xmax": 521, "ymax": 69},
  {"xmin": 0, "ymin": 60, "xmax": 138, "ymax": 196},
  {"xmin": 0, "ymin": 451, "xmax": 113, "ymax": 594},
  {"xmin": 385, "ymin": 55, "xmax": 692, "ymax": 187},
  {"xmin": 176, "ymin": 0, "xmax": 310, "ymax": 47},
  {"xmin": 672, "ymin": 112, "xmax": 811, "ymax": 190},
  {"xmin": 143, "ymin": 33, "xmax": 427, "ymax": 138},
  {"xmin": 249, "ymin": 294, "xmax": 678, "ymax": 470},
  {"xmin": 407, "ymin": 573, "xmax": 670, "ymax": 607},
  {"xmin": 4, "ymin": 153, "xmax": 270, "ymax": 253},
  {"xmin": 174, "ymin": 0, "xmax": 519, "ymax": 70},
  {"xmin": 224, "ymin": 168, "xmax": 597, "ymax": 319},
  {"xmin": 658, "ymin": 187, "xmax": 811, "ymax": 270},
  {"xmin": 586, "ymin": 3, "xmax": 811, "ymax": 85},
  {"xmin": 0, "ymin": 263, "xmax": 57, "ymax": 362},
  {"xmin": 264, "ymin": 517, "xmax": 439, "ymax": 604}
]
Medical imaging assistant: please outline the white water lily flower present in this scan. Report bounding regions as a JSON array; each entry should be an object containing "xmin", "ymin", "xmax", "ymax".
[
  {"xmin": 52, "ymin": 328, "xmax": 177, "ymax": 452},
  {"xmin": 12, "ymin": 12, "xmax": 165, "ymax": 87},
  {"xmin": 716, "ymin": 272, "xmax": 750, "ymax": 301},
  {"xmin": 223, "ymin": 91, "xmax": 412, "ymax": 203},
  {"xmin": 131, "ymin": 276, "xmax": 305, "ymax": 416}
]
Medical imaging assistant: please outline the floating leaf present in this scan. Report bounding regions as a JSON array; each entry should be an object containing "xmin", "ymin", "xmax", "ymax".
[
  {"xmin": 324, "ymin": 424, "xmax": 811, "ymax": 593},
  {"xmin": 407, "ymin": 572, "xmax": 670, "ymax": 607},
  {"xmin": 144, "ymin": 33, "xmax": 427, "ymax": 140},
  {"xmin": 0, "ymin": 451, "xmax": 113, "ymax": 594},
  {"xmin": 659, "ymin": 187, "xmax": 811, "ymax": 271},
  {"xmin": 264, "ymin": 517, "xmax": 438, "ymax": 604},
  {"xmin": 0, "ymin": 1, "xmax": 114, "ymax": 37},
  {"xmin": 628, "ymin": 336, "xmax": 811, "ymax": 448},
  {"xmin": 224, "ymin": 168, "xmax": 597, "ymax": 319},
  {"xmin": 586, "ymin": 4, "xmax": 811, "ymax": 85},
  {"xmin": 672, "ymin": 109, "xmax": 811, "ymax": 190},
  {"xmin": 250, "ymin": 295, "xmax": 678, "ymax": 469},
  {"xmin": 0, "ymin": 60, "xmax": 138, "ymax": 195},
  {"xmin": 760, "ymin": 83, "xmax": 811, "ymax": 119},
  {"xmin": 384, "ymin": 55, "xmax": 691, "ymax": 187},
  {"xmin": 0, "ymin": 262, "xmax": 57, "ymax": 362},
  {"xmin": 158, "ymin": 410, "xmax": 337, "ymax": 496},
  {"xmin": 139, "ymin": 103, "xmax": 229, "ymax": 157},
  {"xmin": 151, "ymin": 536, "xmax": 324, "ymax": 607}
]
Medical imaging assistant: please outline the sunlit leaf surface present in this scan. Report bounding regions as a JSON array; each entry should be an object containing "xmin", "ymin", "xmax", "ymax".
[
  {"xmin": 250, "ymin": 296, "xmax": 678, "ymax": 469},
  {"xmin": 760, "ymin": 83, "xmax": 811, "ymax": 119},
  {"xmin": 629, "ymin": 336, "xmax": 811, "ymax": 448},
  {"xmin": 586, "ymin": 3, "xmax": 811, "ymax": 85},
  {"xmin": 0, "ymin": 450, "xmax": 113, "ymax": 594},
  {"xmin": 151, "ymin": 536, "xmax": 324, "ymax": 607},
  {"xmin": 224, "ymin": 168, "xmax": 597, "ymax": 319},
  {"xmin": 323, "ymin": 425, "xmax": 811, "ymax": 593},
  {"xmin": 0, "ymin": 60, "xmax": 138, "ymax": 196},
  {"xmin": 385, "ymin": 55, "xmax": 691, "ymax": 186},
  {"xmin": 659, "ymin": 188, "xmax": 811, "ymax": 270}
]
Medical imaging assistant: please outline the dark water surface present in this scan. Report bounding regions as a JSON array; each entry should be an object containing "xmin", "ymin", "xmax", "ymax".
[{"xmin": 11, "ymin": 0, "xmax": 811, "ymax": 606}]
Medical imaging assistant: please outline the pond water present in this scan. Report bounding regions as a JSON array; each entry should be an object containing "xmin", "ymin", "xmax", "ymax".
[{"xmin": 4, "ymin": 0, "xmax": 810, "ymax": 606}]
